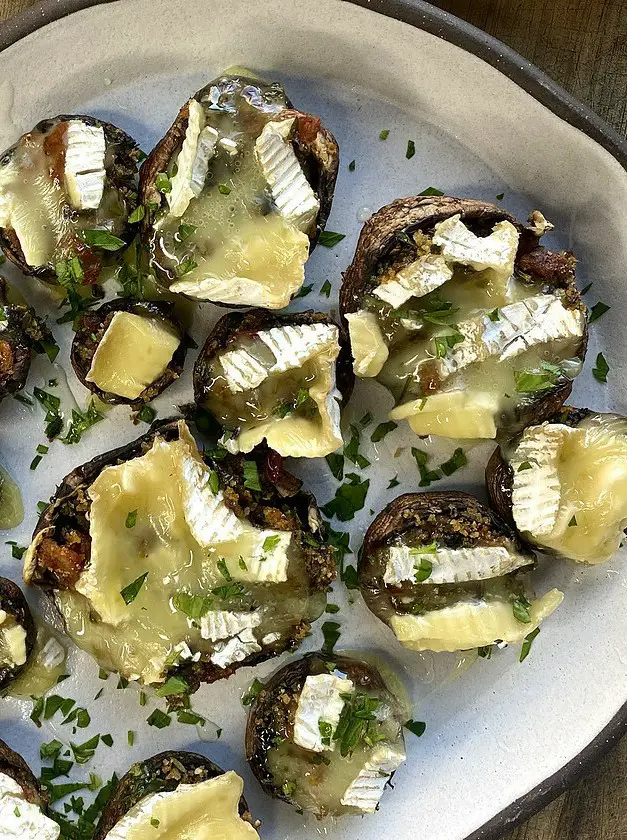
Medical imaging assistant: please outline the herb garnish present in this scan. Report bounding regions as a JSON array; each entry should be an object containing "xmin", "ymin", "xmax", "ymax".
[
  {"xmin": 418, "ymin": 187, "xmax": 444, "ymax": 196},
  {"xmin": 371, "ymin": 421, "xmax": 397, "ymax": 443},
  {"xmin": 592, "ymin": 352, "xmax": 609, "ymax": 383},
  {"xmin": 120, "ymin": 572, "xmax": 148, "ymax": 605},
  {"xmin": 321, "ymin": 473, "xmax": 370, "ymax": 521},
  {"xmin": 155, "ymin": 676, "xmax": 189, "ymax": 697},
  {"xmin": 80, "ymin": 229, "xmax": 125, "ymax": 251},
  {"xmin": 146, "ymin": 709, "xmax": 171, "ymax": 728},
  {"xmin": 412, "ymin": 448, "xmax": 442, "ymax": 488},
  {"xmin": 319, "ymin": 231, "xmax": 346, "ymax": 248},
  {"xmin": 125, "ymin": 510, "xmax": 137, "ymax": 529},
  {"xmin": 217, "ymin": 557, "xmax": 232, "ymax": 581},
  {"xmin": 517, "ymin": 461, "xmax": 532, "ymax": 472},
  {"xmin": 520, "ymin": 627, "xmax": 541, "ymax": 662},
  {"xmin": 344, "ymin": 424, "xmax": 370, "ymax": 469},
  {"xmin": 348, "ymin": 159, "xmax": 356, "ymax": 172},
  {"xmin": 128, "ymin": 205, "xmax": 145, "ymax": 224},
  {"xmin": 434, "ymin": 331, "xmax": 464, "ymax": 358},
  {"xmin": 262, "ymin": 534, "xmax": 281, "ymax": 552},
  {"xmin": 71, "ymin": 735, "xmax": 100, "ymax": 765},
  {"xmin": 320, "ymin": 279, "xmax": 332, "ymax": 297},
  {"xmin": 588, "ymin": 301, "xmax": 610, "ymax": 324},
  {"xmin": 325, "ymin": 451, "xmax": 344, "ymax": 481},
  {"xmin": 243, "ymin": 460, "xmax": 261, "ymax": 491},
  {"xmin": 242, "ymin": 678, "xmax": 264, "ymax": 706},
  {"xmin": 514, "ymin": 362, "xmax": 562, "ymax": 393},
  {"xmin": 406, "ymin": 140, "xmax": 416, "ymax": 159},
  {"xmin": 138, "ymin": 404, "xmax": 156, "ymax": 424},
  {"xmin": 173, "ymin": 592, "xmax": 212, "ymax": 619},
  {"xmin": 341, "ymin": 564, "xmax": 360, "ymax": 590},
  {"xmin": 477, "ymin": 645, "xmax": 493, "ymax": 659},
  {"xmin": 321, "ymin": 621, "xmax": 341, "ymax": 654},
  {"xmin": 388, "ymin": 475, "xmax": 400, "ymax": 489},
  {"xmin": 218, "ymin": 183, "xmax": 231, "ymax": 195},
  {"xmin": 62, "ymin": 401, "xmax": 104, "ymax": 444},
  {"xmin": 294, "ymin": 283, "xmax": 313, "ymax": 298},
  {"xmin": 568, "ymin": 515, "xmax": 578, "ymax": 527},
  {"xmin": 512, "ymin": 595, "xmax": 532, "ymax": 624},
  {"xmin": 334, "ymin": 691, "xmax": 382, "ymax": 756},
  {"xmin": 379, "ymin": 130, "xmax": 390, "ymax": 140},
  {"xmin": 439, "ymin": 447, "xmax": 467, "ymax": 476},
  {"xmin": 404, "ymin": 719, "xmax": 426, "ymax": 737},
  {"xmin": 155, "ymin": 172, "xmax": 172, "ymax": 193}
]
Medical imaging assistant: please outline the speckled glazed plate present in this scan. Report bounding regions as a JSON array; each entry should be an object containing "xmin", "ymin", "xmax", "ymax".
[{"xmin": 0, "ymin": 2, "xmax": 625, "ymax": 839}]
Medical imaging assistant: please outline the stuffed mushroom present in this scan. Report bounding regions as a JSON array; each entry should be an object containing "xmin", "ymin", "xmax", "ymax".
[
  {"xmin": 94, "ymin": 751, "xmax": 259, "ymax": 840},
  {"xmin": 246, "ymin": 652, "xmax": 407, "ymax": 817},
  {"xmin": 0, "ymin": 577, "xmax": 36, "ymax": 691},
  {"xmin": 0, "ymin": 115, "xmax": 140, "ymax": 284},
  {"xmin": 0, "ymin": 738, "xmax": 59, "ymax": 838},
  {"xmin": 71, "ymin": 299, "xmax": 187, "ymax": 406},
  {"xmin": 194, "ymin": 309, "xmax": 352, "ymax": 458},
  {"xmin": 0, "ymin": 277, "xmax": 57, "ymax": 400},
  {"xmin": 23, "ymin": 419, "xmax": 335, "ymax": 690},
  {"xmin": 340, "ymin": 197, "xmax": 587, "ymax": 440},
  {"xmin": 139, "ymin": 70, "xmax": 339, "ymax": 308},
  {"xmin": 358, "ymin": 492, "xmax": 563, "ymax": 653},
  {"xmin": 486, "ymin": 407, "xmax": 627, "ymax": 564}
]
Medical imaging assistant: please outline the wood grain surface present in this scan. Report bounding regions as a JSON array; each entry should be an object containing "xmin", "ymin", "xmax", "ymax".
[{"xmin": 0, "ymin": 1, "xmax": 625, "ymax": 839}]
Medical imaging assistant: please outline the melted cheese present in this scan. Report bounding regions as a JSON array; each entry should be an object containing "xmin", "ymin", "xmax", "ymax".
[
  {"xmin": 293, "ymin": 673, "xmax": 354, "ymax": 752},
  {"xmin": 390, "ymin": 589, "xmax": 564, "ymax": 652},
  {"xmin": 0, "ymin": 772, "xmax": 59, "ymax": 840},
  {"xmin": 346, "ymin": 310, "xmax": 389, "ymax": 378},
  {"xmin": 105, "ymin": 772, "xmax": 259, "ymax": 840},
  {"xmin": 63, "ymin": 121, "xmax": 106, "ymax": 211},
  {"xmin": 383, "ymin": 545, "xmax": 531, "ymax": 586},
  {"xmin": 511, "ymin": 417, "xmax": 627, "ymax": 563},
  {"xmin": 390, "ymin": 391, "xmax": 500, "ymax": 439},
  {"xmin": 55, "ymin": 422, "xmax": 305, "ymax": 683},
  {"xmin": 85, "ymin": 311, "xmax": 180, "ymax": 399},
  {"xmin": 373, "ymin": 254, "xmax": 453, "ymax": 309}
]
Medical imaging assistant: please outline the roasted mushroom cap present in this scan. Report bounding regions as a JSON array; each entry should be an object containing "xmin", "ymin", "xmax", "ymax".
[
  {"xmin": 0, "ymin": 115, "xmax": 140, "ymax": 284},
  {"xmin": 0, "ymin": 277, "xmax": 57, "ymax": 400},
  {"xmin": 23, "ymin": 418, "xmax": 336, "ymax": 690},
  {"xmin": 94, "ymin": 751, "xmax": 258, "ymax": 840},
  {"xmin": 340, "ymin": 196, "xmax": 587, "ymax": 441},
  {"xmin": 71, "ymin": 299, "xmax": 187, "ymax": 406},
  {"xmin": 193, "ymin": 308, "xmax": 354, "ymax": 459},
  {"xmin": 0, "ymin": 577, "xmax": 36, "ymax": 691},
  {"xmin": 0, "ymin": 738, "xmax": 59, "ymax": 836},
  {"xmin": 139, "ymin": 71, "xmax": 339, "ymax": 308},
  {"xmin": 486, "ymin": 407, "xmax": 627, "ymax": 564},
  {"xmin": 245, "ymin": 652, "xmax": 406, "ymax": 818},
  {"xmin": 358, "ymin": 491, "xmax": 563, "ymax": 653}
]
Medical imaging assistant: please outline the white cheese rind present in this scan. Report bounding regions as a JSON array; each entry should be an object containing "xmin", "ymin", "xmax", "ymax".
[
  {"xmin": 293, "ymin": 673, "xmax": 354, "ymax": 753},
  {"xmin": 511, "ymin": 424, "xmax": 569, "ymax": 536},
  {"xmin": 0, "ymin": 622, "xmax": 27, "ymax": 666},
  {"xmin": 190, "ymin": 126, "xmax": 219, "ymax": 197},
  {"xmin": 210, "ymin": 627, "xmax": 261, "ymax": 669},
  {"xmin": 166, "ymin": 99, "xmax": 208, "ymax": 219},
  {"xmin": 383, "ymin": 545, "xmax": 532, "ymax": 586},
  {"xmin": 63, "ymin": 120, "xmax": 106, "ymax": 210},
  {"xmin": 432, "ymin": 215, "xmax": 519, "ymax": 274},
  {"xmin": 255, "ymin": 118, "xmax": 319, "ymax": 233},
  {"xmin": 340, "ymin": 743, "xmax": 406, "ymax": 813},
  {"xmin": 228, "ymin": 530, "xmax": 292, "ymax": 583},
  {"xmin": 219, "ymin": 349, "xmax": 268, "ymax": 393},
  {"xmin": 373, "ymin": 254, "xmax": 453, "ymax": 309},
  {"xmin": 179, "ymin": 453, "xmax": 246, "ymax": 546},
  {"xmin": 200, "ymin": 610, "xmax": 262, "ymax": 642},
  {"xmin": 0, "ymin": 772, "xmax": 60, "ymax": 840},
  {"xmin": 259, "ymin": 323, "xmax": 338, "ymax": 373}
]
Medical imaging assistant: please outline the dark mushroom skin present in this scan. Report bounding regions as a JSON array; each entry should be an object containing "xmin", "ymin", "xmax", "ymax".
[
  {"xmin": 0, "ymin": 115, "xmax": 140, "ymax": 284},
  {"xmin": 486, "ymin": 406, "xmax": 627, "ymax": 563},
  {"xmin": 340, "ymin": 196, "xmax": 587, "ymax": 439},
  {"xmin": 245, "ymin": 652, "xmax": 406, "ymax": 817},
  {"xmin": 94, "ymin": 751, "xmax": 256, "ymax": 840},
  {"xmin": 0, "ymin": 738, "xmax": 49, "ymax": 811},
  {"xmin": 138, "ymin": 71, "xmax": 339, "ymax": 306},
  {"xmin": 0, "ymin": 577, "xmax": 36, "ymax": 691},
  {"xmin": 70, "ymin": 299, "xmax": 188, "ymax": 406},
  {"xmin": 193, "ymin": 308, "xmax": 354, "ymax": 456},
  {"xmin": 24, "ymin": 418, "xmax": 336, "ymax": 692},
  {"xmin": 0, "ymin": 277, "xmax": 56, "ymax": 400},
  {"xmin": 358, "ymin": 491, "xmax": 563, "ymax": 652}
]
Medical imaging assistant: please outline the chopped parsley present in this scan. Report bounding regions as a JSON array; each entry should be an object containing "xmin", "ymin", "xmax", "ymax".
[
  {"xmin": 580, "ymin": 281, "xmax": 593, "ymax": 295},
  {"xmin": 318, "ymin": 720, "xmax": 333, "ymax": 746},
  {"xmin": 102, "ymin": 734, "xmax": 113, "ymax": 747},
  {"xmin": 34, "ymin": 387, "xmax": 63, "ymax": 440},
  {"xmin": 512, "ymin": 595, "xmax": 532, "ymax": 624},
  {"xmin": 325, "ymin": 603, "xmax": 340, "ymax": 614},
  {"xmin": 62, "ymin": 401, "xmax": 104, "ymax": 445},
  {"xmin": 327, "ymin": 527, "xmax": 351, "ymax": 571},
  {"xmin": 334, "ymin": 691, "xmax": 381, "ymax": 756},
  {"xmin": 176, "ymin": 257, "xmax": 198, "ymax": 276},
  {"xmin": 217, "ymin": 557, "xmax": 232, "ymax": 581},
  {"xmin": 176, "ymin": 710, "xmax": 205, "ymax": 726},
  {"xmin": 178, "ymin": 223, "xmax": 197, "ymax": 241},
  {"xmin": 79, "ymin": 229, "xmax": 125, "ymax": 251},
  {"xmin": 321, "ymin": 473, "xmax": 369, "ymax": 521},
  {"xmin": 138, "ymin": 404, "xmax": 156, "ymax": 424},
  {"xmin": 387, "ymin": 475, "xmax": 400, "ymax": 489},
  {"xmin": 517, "ymin": 461, "xmax": 532, "ymax": 472},
  {"xmin": 379, "ymin": 129, "xmax": 390, "ymax": 140},
  {"xmin": 243, "ymin": 460, "xmax": 261, "ymax": 491},
  {"xmin": 262, "ymin": 534, "xmax": 281, "ymax": 552},
  {"xmin": 120, "ymin": 572, "xmax": 148, "ymax": 606},
  {"xmin": 568, "ymin": 515, "xmax": 578, "ymax": 527},
  {"xmin": 218, "ymin": 183, "xmax": 231, "ymax": 195},
  {"xmin": 325, "ymin": 451, "xmax": 344, "ymax": 481},
  {"xmin": 128, "ymin": 205, "xmax": 145, "ymax": 224},
  {"xmin": 155, "ymin": 172, "xmax": 172, "ymax": 193},
  {"xmin": 588, "ymin": 301, "xmax": 610, "ymax": 324},
  {"xmin": 320, "ymin": 279, "xmax": 332, "ymax": 297},
  {"xmin": 477, "ymin": 645, "xmax": 493, "ymax": 659},
  {"xmin": 30, "ymin": 455, "xmax": 42, "ymax": 471},
  {"xmin": 439, "ymin": 447, "xmax": 467, "ymax": 476},
  {"xmin": 146, "ymin": 709, "xmax": 171, "ymax": 728},
  {"xmin": 242, "ymin": 678, "xmax": 264, "ymax": 706},
  {"xmin": 412, "ymin": 448, "xmax": 442, "ymax": 488},
  {"xmin": 318, "ymin": 231, "xmax": 346, "ymax": 248},
  {"xmin": 404, "ymin": 719, "xmax": 426, "ymax": 737},
  {"xmin": 341, "ymin": 564, "xmax": 360, "ymax": 590},
  {"xmin": 406, "ymin": 140, "xmax": 416, "ymax": 159},
  {"xmin": 348, "ymin": 159, "xmax": 356, "ymax": 172},
  {"xmin": 344, "ymin": 424, "xmax": 370, "ymax": 468},
  {"xmin": 496, "ymin": 192, "xmax": 505, "ymax": 200},
  {"xmin": 127, "ymin": 730, "xmax": 135, "ymax": 746},
  {"xmin": 172, "ymin": 591, "xmax": 211, "ymax": 619},
  {"xmin": 413, "ymin": 558, "xmax": 433, "ymax": 582},
  {"xmin": 434, "ymin": 331, "xmax": 464, "ymax": 358},
  {"xmin": 71, "ymin": 734, "xmax": 100, "ymax": 764},
  {"xmin": 371, "ymin": 421, "xmax": 397, "ymax": 443},
  {"xmin": 294, "ymin": 283, "xmax": 313, "ymax": 298},
  {"xmin": 155, "ymin": 676, "xmax": 189, "ymax": 697},
  {"xmin": 520, "ymin": 627, "xmax": 541, "ymax": 662},
  {"xmin": 125, "ymin": 510, "xmax": 137, "ymax": 529},
  {"xmin": 514, "ymin": 362, "xmax": 562, "ymax": 393},
  {"xmin": 418, "ymin": 187, "xmax": 444, "ymax": 196},
  {"xmin": 592, "ymin": 352, "xmax": 609, "ymax": 383},
  {"xmin": 6, "ymin": 541, "xmax": 26, "ymax": 559},
  {"xmin": 488, "ymin": 308, "xmax": 500, "ymax": 322},
  {"xmin": 321, "ymin": 620, "xmax": 341, "ymax": 654}
]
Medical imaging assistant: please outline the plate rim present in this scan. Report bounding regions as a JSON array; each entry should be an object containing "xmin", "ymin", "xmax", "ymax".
[{"xmin": 1, "ymin": 1, "xmax": 626, "ymax": 838}]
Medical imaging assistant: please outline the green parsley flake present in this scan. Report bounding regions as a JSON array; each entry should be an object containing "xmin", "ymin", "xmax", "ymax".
[
  {"xmin": 592, "ymin": 352, "xmax": 609, "ymax": 383},
  {"xmin": 120, "ymin": 572, "xmax": 148, "ymax": 605},
  {"xmin": 318, "ymin": 231, "xmax": 346, "ymax": 248}
]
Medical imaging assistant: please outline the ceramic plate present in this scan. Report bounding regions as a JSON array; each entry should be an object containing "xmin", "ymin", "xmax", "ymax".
[{"xmin": 0, "ymin": 2, "xmax": 625, "ymax": 839}]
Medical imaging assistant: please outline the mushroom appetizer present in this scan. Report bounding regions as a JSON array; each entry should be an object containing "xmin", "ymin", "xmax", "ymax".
[
  {"xmin": 340, "ymin": 196, "xmax": 587, "ymax": 440},
  {"xmin": 0, "ymin": 276, "xmax": 57, "ymax": 400},
  {"xmin": 139, "ymin": 70, "xmax": 339, "ymax": 307},
  {"xmin": 94, "ymin": 751, "xmax": 259, "ymax": 840},
  {"xmin": 0, "ymin": 738, "xmax": 60, "ymax": 838},
  {"xmin": 194, "ymin": 309, "xmax": 352, "ymax": 458},
  {"xmin": 358, "ymin": 492, "xmax": 563, "ymax": 652},
  {"xmin": 71, "ymin": 299, "xmax": 186, "ymax": 406},
  {"xmin": 487, "ymin": 408, "xmax": 627, "ymax": 564},
  {"xmin": 0, "ymin": 576, "xmax": 36, "ymax": 692},
  {"xmin": 23, "ymin": 419, "xmax": 335, "ymax": 689},
  {"xmin": 246, "ymin": 652, "xmax": 407, "ymax": 817},
  {"xmin": 0, "ymin": 115, "xmax": 140, "ymax": 284}
]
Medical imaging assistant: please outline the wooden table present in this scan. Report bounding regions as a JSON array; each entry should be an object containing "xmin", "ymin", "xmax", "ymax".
[{"xmin": 0, "ymin": 0, "xmax": 625, "ymax": 838}]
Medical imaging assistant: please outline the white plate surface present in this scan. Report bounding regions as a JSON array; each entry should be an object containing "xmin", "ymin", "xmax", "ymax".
[{"xmin": 0, "ymin": 1, "xmax": 625, "ymax": 839}]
